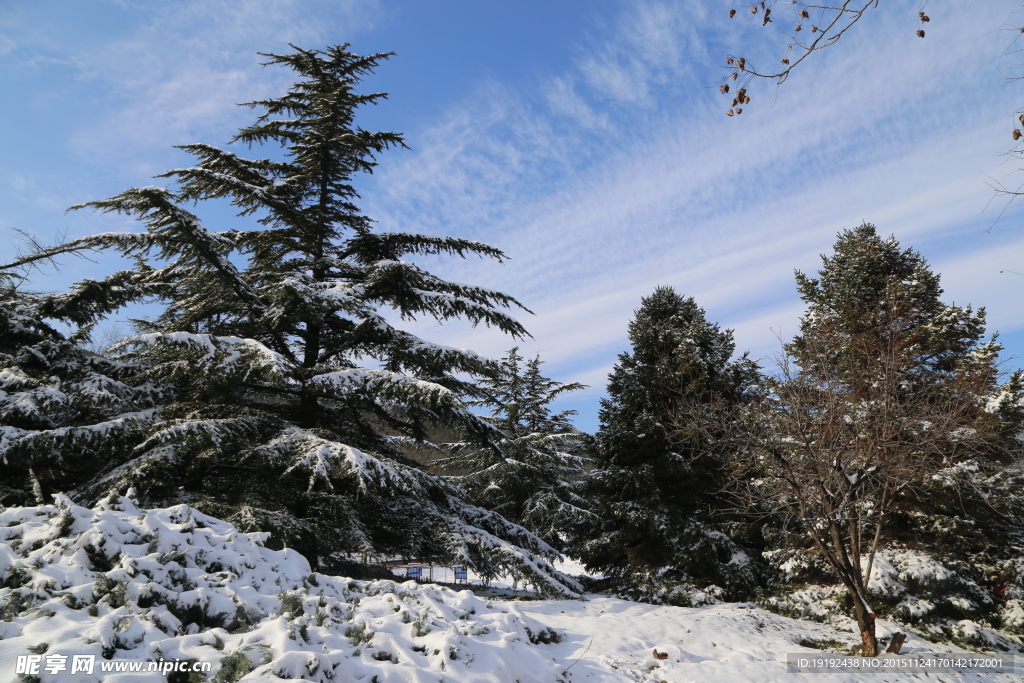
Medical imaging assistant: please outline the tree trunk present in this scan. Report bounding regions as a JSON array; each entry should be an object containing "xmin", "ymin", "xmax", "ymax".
[
  {"xmin": 299, "ymin": 385, "xmax": 319, "ymax": 429},
  {"xmin": 852, "ymin": 595, "xmax": 878, "ymax": 656}
]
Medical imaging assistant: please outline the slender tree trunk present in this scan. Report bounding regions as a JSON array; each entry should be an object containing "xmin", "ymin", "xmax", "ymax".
[
  {"xmin": 299, "ymin": 385, "xmax": 318, "ymax": 429},
  {"xmin": 300, "ymin": 318, "xmax": 322, "ymax": 430},
  {"xmin": 298, "ymin": 158, "xmax": 332, "ymax": 429}
]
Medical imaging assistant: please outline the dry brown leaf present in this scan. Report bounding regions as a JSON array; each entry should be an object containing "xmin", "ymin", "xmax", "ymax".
[
  {"xmin": 729, "ymin": 9, "xmax": 736, "ymax": 18},
  {"xmin": 726, "ymin": 109, "xmax": 735, "ymax": 116},
  {"xmin": 917, "ymin": 29, "xmax": 925, "ymax": 38},
  {"xmin": 720, "ymin": 84, "xmax": 730, "ymax": 94}
]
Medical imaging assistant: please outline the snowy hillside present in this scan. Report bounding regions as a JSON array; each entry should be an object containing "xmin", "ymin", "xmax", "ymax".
[{"xmin": 0, "ymin": 497, "xmax": 1019, "ymax": 682}]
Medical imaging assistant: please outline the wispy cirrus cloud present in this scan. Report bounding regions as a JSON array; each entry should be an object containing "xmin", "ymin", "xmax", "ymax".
[
  {"xmin": 363, "ymin": 0, "xmax": 1024, "ymax": 429},
  {"xmin": 4, "ymin": 0, "xmax": 1022, "ymax": 431},
  {"xmin": 2, "ymin": 0, "xmax": 380, "ymax": 176}
]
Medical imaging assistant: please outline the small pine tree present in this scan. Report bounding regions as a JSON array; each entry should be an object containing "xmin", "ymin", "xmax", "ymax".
[
  {"xmin": 438, "ymin": 348, "xmax": 592, "ymax": 547},
  {"xmin": 572, "ymin": 286, "xmax": 760, "ymax": 602},
  {"xmin": 2, "ymin": 45, "xmax": 580, "ymax": 595}
]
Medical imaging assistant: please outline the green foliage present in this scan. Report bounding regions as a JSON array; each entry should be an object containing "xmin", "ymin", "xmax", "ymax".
[
  {"xmin": 213, "ymin": 652, "xmax": 251, "ymax": 683},
  {"xmin": 437, "ymin": 348, "xmax": 592, "ymax": 547},
  {"xmin": 572, "ymin": 286, "xmax": 760, "ymax": 600},
  {"xmin": 0, "ymin": 44, "xmax": 578, "ymax": 596},
  {"xmin": 524, "ymin": 626, "xmax": 563, "ymax": 644},
  {"xmin": 166, "ymin": 659, "xmax": 207, "ymax": 683},
  {"xmin": 756, "ymin": 224, "xmax": 1024, "ymax": 649},
  {"xmin": 279, "ymin": 592, "xmax": 303, "ymax": 617},
  {"xmin": 0, "ymin": 285, "xmax": 159, "ymax": 507},
  {"xmin": 785, "ymin": 223, "xmax": 1024, "ymax": 456}
]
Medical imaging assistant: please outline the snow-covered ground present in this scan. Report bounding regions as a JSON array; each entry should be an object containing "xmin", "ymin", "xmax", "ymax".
[
  {"xmin": 517, "ymin": 597, "xmax": 1022, "ymax": 682},
  {"xmin": 0, "ymin": 497, "xmax": 1019, "ymax": 682}
]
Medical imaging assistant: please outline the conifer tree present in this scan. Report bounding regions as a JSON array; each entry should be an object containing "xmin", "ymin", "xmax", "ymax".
[
  {"xmin": 572, "ymin": 286, "xmax": 760, "ymax": 603},
  {"xmin": 0, "ymin": 278, "xmax": 159, "ymax": 506},
  {"xmin": 745, "ymin": 224, "xmax": 1024, "ymax": 655},
  {"xmin": 438, "ymin": 348, "xmax": 591, "ymax": 547},
  {"xmin": 1, "ymin": 45, "xmax": 580, "ymax": 596}
]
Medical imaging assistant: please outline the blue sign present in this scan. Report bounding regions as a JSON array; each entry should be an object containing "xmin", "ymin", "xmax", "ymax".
[
  {"xmin": 406, "ymin": 565, "xmax": 421, "ymax": 579},
  {"xmin": 454, "ymin": 567, "xmax": 467, "ymax": 581}
]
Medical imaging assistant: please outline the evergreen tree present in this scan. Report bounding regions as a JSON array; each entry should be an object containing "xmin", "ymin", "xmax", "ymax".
[
  {"xmin": 438, "ymin": 348, "xmax": 591, "ymax": 547},
  {"xmin": 1, "ymin": 45, "xmax": 580, "ymax": 595},
  {"xmin": 572, "ymin": 286, "xmax": 760, "ymax": 603},
  {"xmin": 747, "ymin": 224, "xmax": 1024, "ymax": 654},
  {"xmin": 0, "ymin": 279, "xmax": 159, "ymax": 506}
]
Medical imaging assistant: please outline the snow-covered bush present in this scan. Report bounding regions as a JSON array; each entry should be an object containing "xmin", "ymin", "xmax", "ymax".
[
  {"xmin": 761, "ymin": 544, "xmax": 1024, "ymax": 651},
  {"xmin": 760, "ymin": 584, "xmax": 847, "ymax": 623},
  {"xmin": 0, "ymin": 496, "xmax": 569, "ymax": 682},
  {"xmin": 592, "ymin": 571, "xmax": 727, "ymax": 608}
]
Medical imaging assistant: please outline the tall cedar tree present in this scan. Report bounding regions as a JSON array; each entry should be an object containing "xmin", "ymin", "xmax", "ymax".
[
  {"xmin": 0, "ymin": 46, "xmax": 581, "ymax": 596},
  {"xmin": 438, "ymin": 348, "xmax": 592, "ymax": 547},
  {"xmin": 747, "ymin": 224, "xmax": 1024, "ymax": 654},
  {"xmin": 572, "ymin": 286, "xmax": 760, "ymax": 602}
]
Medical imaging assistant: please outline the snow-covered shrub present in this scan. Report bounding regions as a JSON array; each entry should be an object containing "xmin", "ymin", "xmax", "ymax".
[
  {"xmin": 760, "ymin": 585, "xmax": 847, "ymax": 624},
  {"xmin": 761, "ymin": 544, "xmax": 1024, "ymax": 651},
  {"xmin": 584, "ymin": 567, "xmax": 728, "ymax": 608},
  {"xmin": 759, "ymin": 446, "xmax": 1024, "ymax": 652},
  {"xmin": 0, "ymin": 496, "xmax": 569, "ymax": 682}
]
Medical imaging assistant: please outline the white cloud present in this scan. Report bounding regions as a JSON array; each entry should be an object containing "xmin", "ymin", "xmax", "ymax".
[
  {"xmin": 7, "ymin": 0, "xmax": 1023, "ymax": 432},
  {"xmin": 360, "ymin": 0, "xmax": 1024, "ymax": 433},
  {"xmin": 578, "ymin": 0, "xmax": 701, "ymax": 105},
  {"xmin": 7, "ymin": 1, "xmax": 380, "ymax": 167}
]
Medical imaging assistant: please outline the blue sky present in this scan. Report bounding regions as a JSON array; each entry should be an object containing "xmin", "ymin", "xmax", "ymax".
[{"xmin": 2, "ymin": 0, "xmax": 1023, "ymax": 432}]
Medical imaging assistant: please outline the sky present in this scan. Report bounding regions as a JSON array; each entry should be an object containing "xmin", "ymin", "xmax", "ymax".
[{"xmin": 2, "ymin": 0, "xmax": 1024, "ymax": 432}]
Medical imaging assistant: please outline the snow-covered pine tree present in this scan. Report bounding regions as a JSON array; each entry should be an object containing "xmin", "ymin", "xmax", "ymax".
[
  {"xmin": 437, "ymin": 348, "xmax": 592, "ymax": 547},
  {"xmin": 0, "ymin": 277, "xmax": 159, "ymax": 506},
  {"xmin": 749, "ymin": 224, "xmax": 1024, "ymax": 654},
  {"xmin": 570, "ymin": 286, "xmax": 760, "ymax": 603},
  {"xmin": 5, "ymin": 45, "xmax": 580, "ymax": 596}
]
